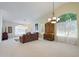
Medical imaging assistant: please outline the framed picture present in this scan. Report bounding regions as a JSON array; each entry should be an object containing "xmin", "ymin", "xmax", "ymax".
[{"xmin": 8, "ymin": 26, "xmax": 12, "ymax": 33}]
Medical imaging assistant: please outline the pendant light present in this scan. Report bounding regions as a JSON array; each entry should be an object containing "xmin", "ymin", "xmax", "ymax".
[{"xmin": 48, "ymin": 1, "xmax": 60, "ymax": 23}]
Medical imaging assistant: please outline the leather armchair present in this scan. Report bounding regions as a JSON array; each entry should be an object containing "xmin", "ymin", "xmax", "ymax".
[{"xmin": 2, "ymin": 32, "xmax": 8, "ymax": 40}]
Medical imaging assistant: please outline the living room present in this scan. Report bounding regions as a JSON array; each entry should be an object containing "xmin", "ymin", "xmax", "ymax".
[{"xmin": 0, "ymin": 1, "xmax": 79, "ymax": 57}]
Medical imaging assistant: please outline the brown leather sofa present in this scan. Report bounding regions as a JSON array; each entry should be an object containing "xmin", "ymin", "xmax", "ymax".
[{"xmin": 19, "ymin": 32, "xmax": 39, "ymax": 43}]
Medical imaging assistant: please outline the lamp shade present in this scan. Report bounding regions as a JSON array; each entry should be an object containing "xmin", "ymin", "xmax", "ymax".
[
  {"xmin": 48, "ymin": 18, "xmax": 52, "ymax": 22},
  {"xmin": 51, "ymin": 21, "xmax": 56, "ymax": 23},
  {"xmin": 57, "ymin": 17, "xmax": 60, "ymax": 22},
  {"xmin": 52, "ymin": 17, "xmax": 56, "ymax": 20}
]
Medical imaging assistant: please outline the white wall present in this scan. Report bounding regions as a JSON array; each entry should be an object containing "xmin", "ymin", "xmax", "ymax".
[
  {"xmin": 2, "ymin": 20, "xmax": 20, "ymax": 38},
  {"xmin": 0, "ymin": 16, "xmax": 2, "ymax": 42},
  {"xmin": 0, "ymin": 10, "xmax": 3, "ymax": 42}
]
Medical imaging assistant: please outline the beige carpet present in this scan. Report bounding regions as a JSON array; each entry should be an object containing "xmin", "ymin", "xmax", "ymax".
[{"xmin": 0, "ymin": 39, "xmax": 79, "ymax": 57}]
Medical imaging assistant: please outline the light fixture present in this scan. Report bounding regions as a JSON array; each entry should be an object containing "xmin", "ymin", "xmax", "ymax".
[
  {"xmin": 48, "ymin": 18, "xmax": 52, "ymax": 22},
  {"xmin": 48, "ymin": 1, "xmax": 60, "ymax": 23},
  {"xmin": 51, "ymin": 20, "xmax": 56, "ymax": 23}
]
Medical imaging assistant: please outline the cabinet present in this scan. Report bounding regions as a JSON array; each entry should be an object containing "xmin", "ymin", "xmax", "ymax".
[{"xmin": 44, "ymin": 22, "xmax": 55, "ymax": 41}]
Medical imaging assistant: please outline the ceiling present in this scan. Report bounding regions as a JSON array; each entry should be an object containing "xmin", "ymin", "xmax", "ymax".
[{"xmin": 0, "ymin": 2, "xmax": 67, "ymax": 24}]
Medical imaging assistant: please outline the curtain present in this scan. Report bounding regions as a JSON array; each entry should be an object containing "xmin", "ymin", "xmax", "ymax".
[{"xmin": 56, "ymin": 20, "xmax": 78, "ymax": 45}]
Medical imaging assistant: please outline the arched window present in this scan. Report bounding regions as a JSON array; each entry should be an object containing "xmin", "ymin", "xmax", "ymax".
[
  {"xmin": 56, "ymin": 13, "xmax": 78, "ymax": 45},
  {"xmin": 58, "ymin": 13, "xmax": 77, "ymax": 22}
]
